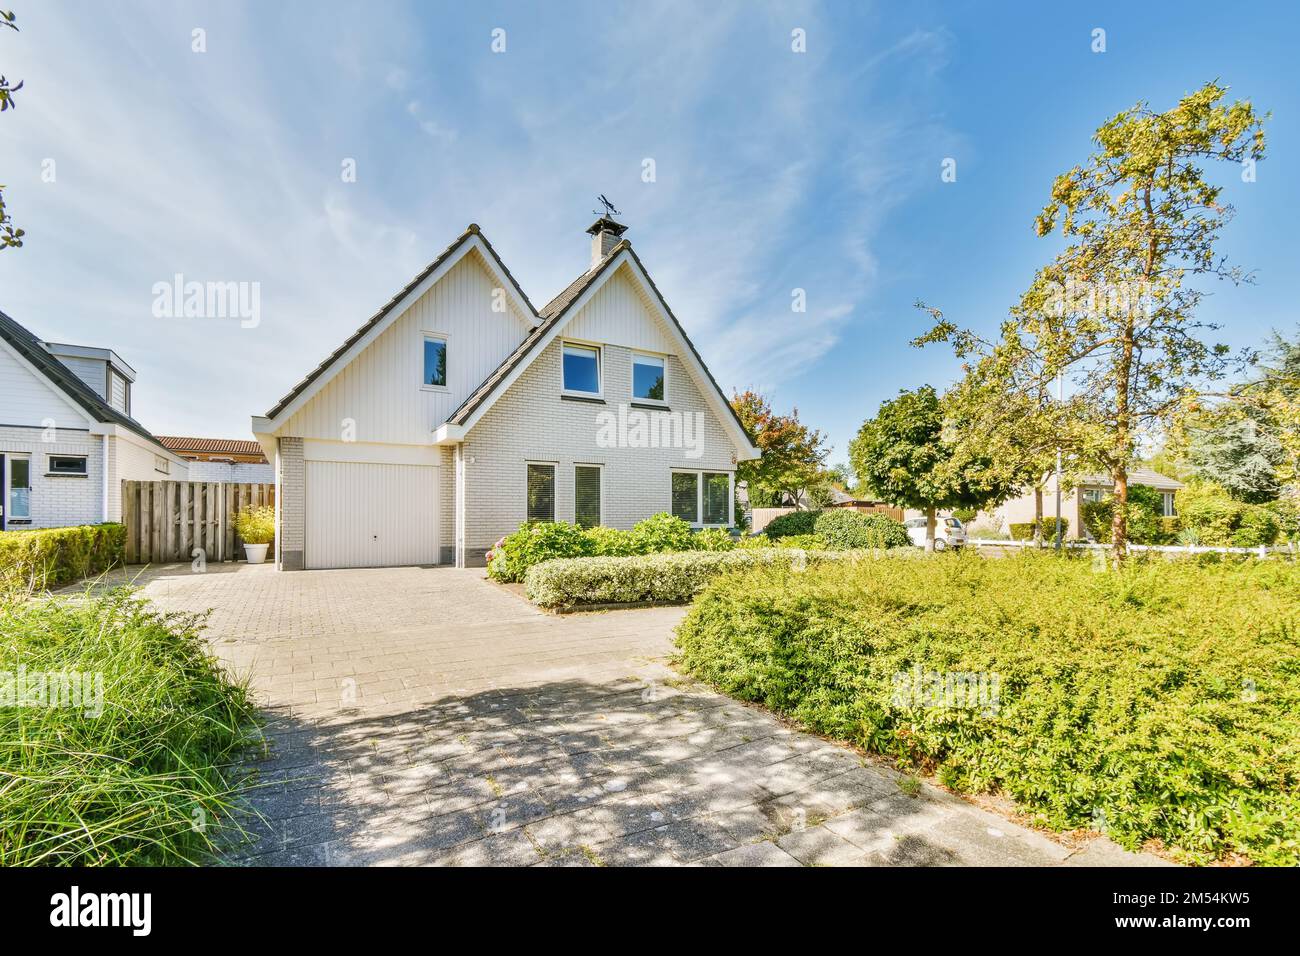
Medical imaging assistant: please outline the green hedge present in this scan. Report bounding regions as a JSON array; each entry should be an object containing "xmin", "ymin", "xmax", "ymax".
[
  {"xmin": 675, "ymin": 552, "xmax": 1300, "ymax": 865},
  {"xmin": 524, "ymin": 548, "xmax": 899, "ymax": 609},
  {"xmin": 0, "ymin": 524, "xmax": 126, "ymax": 591},
  {"xmin": 763, "ymin": 510, "xmax": 819, "ymax": 538},
  {"xmin": 1010, "ymin": 518, "xmax": 1065, "ymax": 541},
  {"xmin": 764, "ymin": 508, "xmax": 910, "ymax": 549}
]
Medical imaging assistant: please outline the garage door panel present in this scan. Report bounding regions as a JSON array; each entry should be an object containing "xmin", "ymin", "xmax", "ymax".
[{"xmin": 305, "ymin": 461, "xmax": 438, "ymax": 569}]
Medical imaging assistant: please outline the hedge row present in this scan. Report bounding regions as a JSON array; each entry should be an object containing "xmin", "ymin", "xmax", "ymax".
[
  {"xmin": 0, "ymin": 524, "xmax": 126, "ymax": 591},
  {"xmin": 523, "ymin": 547, "xmax": 911, "ymax": 609},
  {"xmin": 764, "ymin": 509, "xmax": 911, "ymax": 549},
  {"xmin": 675, "ymin": 552, "xmax": 1300, "ymax": 865}
]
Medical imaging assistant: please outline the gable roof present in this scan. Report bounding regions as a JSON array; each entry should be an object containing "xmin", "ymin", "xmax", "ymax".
[
  {"xmin": 1076, "ymin": 467, "xmax": 1184, "ymax": 491},
  {"xmin": 263, "ymin": 224, "xmax": 538, "ymax": 422},
  {"xmin": 441, "ymin": 241, "xmax": 758, "ymax": 459},
  {"xmin": 0, "ymin": 308, "xmax": 168, "ymax": 449}
]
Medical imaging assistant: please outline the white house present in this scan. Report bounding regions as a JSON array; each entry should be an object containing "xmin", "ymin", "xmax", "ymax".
[
  {"xmin": 0, "ymin": 309, "xmax": 190, "ymax": 530},
  {"xmin": 988, "ymin": 467, "xmax": 1184, "ymax": 539},
  {"xmin": 252, "ymin": 217, "xmax": 761, "ymax": 570}
]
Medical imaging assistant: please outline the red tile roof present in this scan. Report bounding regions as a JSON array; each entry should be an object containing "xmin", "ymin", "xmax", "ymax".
[{"xmin": 156, "ymin": 436, "xmax": 265, "ymax": 458}]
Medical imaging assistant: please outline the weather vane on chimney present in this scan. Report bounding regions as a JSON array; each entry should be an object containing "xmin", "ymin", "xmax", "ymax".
[{"xmin": 593, "ymin": 195, "xmax": 621, "ymax": 219}]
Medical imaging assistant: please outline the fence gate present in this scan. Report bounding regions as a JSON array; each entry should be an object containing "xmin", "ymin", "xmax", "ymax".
[{"xmin": 121, "ymin": 480, "xmax": 275, "ymax": 564}]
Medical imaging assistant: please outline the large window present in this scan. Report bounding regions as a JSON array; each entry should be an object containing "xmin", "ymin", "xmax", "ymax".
[
  {"xmin": 562, "ymin": 343, "xmax": 600, "ymax": 394},
  {"xmin": 527, "ymin": 463, "xmax": 555, "ymax": 522},
  {"xmin": 423, "ymin": 336, "xmax": 447, "ymax": 388},
  {"xmin": 632, "ymin": 353, "xmax": 665, "ymax": 401},
  {"xmin": 1081, "ymin": 488, "xmax": 1107, "ymax": 504},
  {"xmin": 671, "ymin": 472, "xmax": 698, "ymax": 523},
  {"xmin": 574, "ymin": 465, "xmax": 602, "ymax": 529},
  {"xmin": 9, "ymin": 457, "xmax": 30, "ymax": 520},
  {"xmin": 671, "ymin": 470, "xmax": 732, "ymax": 526}
]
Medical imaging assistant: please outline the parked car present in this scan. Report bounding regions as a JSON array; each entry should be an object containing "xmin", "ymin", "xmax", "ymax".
[{"xmin": 904, "ymin": 515, "xmax": 967, "ymax": 550}]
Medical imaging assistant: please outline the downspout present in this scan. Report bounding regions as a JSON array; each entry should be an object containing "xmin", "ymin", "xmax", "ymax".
[{"xmin": 101, "ymin": 433, "xmax": 110, "ymax": 523}]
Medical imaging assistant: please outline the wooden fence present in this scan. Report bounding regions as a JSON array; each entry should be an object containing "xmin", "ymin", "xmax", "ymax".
[{"xmin": 122, "ymin": 480, "xmax": 275, "ymax": 564}]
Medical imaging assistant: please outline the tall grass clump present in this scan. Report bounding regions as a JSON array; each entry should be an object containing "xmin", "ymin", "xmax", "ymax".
[
  {"xmin": 676, "ymin": 550, "xmax": 1300, "ymax": 865},
  {"xmin": 0, "ymin": 587, "xmax": 261, "ymax": 865}
]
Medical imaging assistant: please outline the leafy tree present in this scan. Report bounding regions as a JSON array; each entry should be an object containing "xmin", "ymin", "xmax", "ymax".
[
  {"xmin": 731, "ymin": 389, "xmax": 830, "ymax": 508},
  {"xmin": 919, "ymin": 82, "xmax": 1266, "ymax": 559},
  {"xmin": 849, "ymin": 385, "xmax": 1017, "ymax": 551},
  {"xmin": 1185, "ymin": 406, "xmax": 1283, "ymax": 503},
  {"xmin": 0, "ymin": 10, "xmax": 23, "ymax": 250}
]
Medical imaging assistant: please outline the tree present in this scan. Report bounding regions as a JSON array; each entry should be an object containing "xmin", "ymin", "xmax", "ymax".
[
  {"xmin": 0, "ymin": 10, "xmax": 23, "ymax": 250},
  {"xmin": 731, "ymin": 389, "xmax": 830, "ymax": 508},
  {"xmin": 919, "ymin": 82, "xmax": 1266, "ymax": 559},
  {"xmin": 849, "ymin": 385, "xmax": 1018, "ymax": 551},
  {"xmin": 1185, "ymin": 407, "xmax": 1283, "ymax": 503}
]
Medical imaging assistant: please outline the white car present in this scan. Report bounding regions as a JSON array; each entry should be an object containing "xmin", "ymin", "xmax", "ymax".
[{"xmin": 904, "ymin": 515, "xmax": 967, "ymax": 550}]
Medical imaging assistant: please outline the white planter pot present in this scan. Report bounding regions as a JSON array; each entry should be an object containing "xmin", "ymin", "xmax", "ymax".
[{"xmin": 243, "ymin": 543, "xmax": 270, "ymax": 565}]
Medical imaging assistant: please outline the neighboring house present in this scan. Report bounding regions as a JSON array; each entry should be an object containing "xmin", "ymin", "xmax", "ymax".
[
  {"xmin": 989, "ymin": 467, "xmax": 1184, "ymax": 539},
  {"xmin": 156, "ymin": 436, "xmax": 273, "ymax": 483},
  {"xmin": 252, "ymin": 217, "xmax": 761, "ymax": 570},
  {"xmin": 0, "ymin": 309, "xmax": 189, "ymax": 530}
]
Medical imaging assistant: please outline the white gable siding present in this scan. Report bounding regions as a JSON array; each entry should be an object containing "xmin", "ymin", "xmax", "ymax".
[
  {"xmin": 0, "ymin": 341, "xmax": 90, "ymax": 429},
  {"xmin": 109, "ymin": 371, "xmax": 128, "ymax": 412},
  {"xmin": 563, "ymin": 267, "xmax": 675, "ymax": 354},
  {"xmin": 56, "ymin": 355, "xmax": 108, "ymax": 398},
  {"xmin": 282, "ymin": 251, "xmax": 530, "ymax": 444}
]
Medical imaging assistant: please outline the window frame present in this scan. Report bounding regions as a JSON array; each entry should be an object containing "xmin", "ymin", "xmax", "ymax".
[
  {"xmin": 573, "ymin": 462, "xmax": 603, "ymax": 529},
  {"xmin": 525, "ymin": 461, "xmax": 557, "ymax": 524},
  {"xmin": 560, "ymin": 340, "xmax": 603, "ymax": 397},
  {"xmin": 1162, "ymin": 491, "xmax": 1177, "ymax": 518},
  {"xmin": 630, "ymin": 350, "xmax": 668, "ymax": 405},
  {"xmin": 670, "ymin": 468, "xmax": 734, "ymax": 528},
  {"xmin": 421, "ymin": 333, "xmax": 449, "ymax": 392},
  {"xmin": 7, "ymin": 454, "xmax": 31, "ymax": 521},
  {"xmin": 47, "ymin": 454, "xmax": 88, "ymax": 477}
]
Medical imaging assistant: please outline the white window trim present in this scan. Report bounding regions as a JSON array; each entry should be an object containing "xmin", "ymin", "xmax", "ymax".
[
  {"xmin": 421, "ymin": 332, "xmax": 450, "ymax": 392},
  {"xmin": 560, "ymin": 339, "xmax": 603, "ymax": 398},
  {"xmin": 1162, "ymin": 491, "xmax": 1176, "ymax": 517},
  {"xmin": 5, "ymin": 453, "xmax": 32, "ymax": 522},
  {"xmin": 671, "ymin": 468, "xmax": 734, "ymax": 528},
  {"xmin": 525, "ymin": 460, "xmax": 558, "ymax": 523},
  {"xmin": 574, "ymin": 462, "xmax": 604, "ymax": 528},
  {"xmin": 47, "ymin": 454, "xmax": 89, "ymax": 477},
  {"xmin": 630, "ymin": 350, "xmax": 668, "ymax": 406}
]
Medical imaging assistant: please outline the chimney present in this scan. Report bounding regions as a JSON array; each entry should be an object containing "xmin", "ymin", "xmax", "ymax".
[{"xmin": 586, "ymin": 216, "xmax": 628, "ymax": 270}]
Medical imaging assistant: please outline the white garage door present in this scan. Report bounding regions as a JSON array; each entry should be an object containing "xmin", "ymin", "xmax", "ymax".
[{"xmin": 305, "ymin": 460, "xmax": 439, "ymax": 569}]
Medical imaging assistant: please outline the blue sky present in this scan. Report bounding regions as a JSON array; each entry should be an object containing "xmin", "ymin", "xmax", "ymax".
[{"xmin": 1, "ymin": 1, "xmax": 1295, "ymax": 462}]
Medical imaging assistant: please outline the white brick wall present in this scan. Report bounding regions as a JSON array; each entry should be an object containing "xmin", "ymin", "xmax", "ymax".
[
  {"xmin": 277, "ymin": 437, "xmax": 305, "ymax": 569},
  {"xmin": 186, "ymin": 459, "xmax": 274, "ymax": 483},
  {"xmin": 460, "ymin": 339, "xmax": 737, "ymax": 562},
  {"xmin": 0, "ymin": 424, "xmax": 103, "ymax": 528}
]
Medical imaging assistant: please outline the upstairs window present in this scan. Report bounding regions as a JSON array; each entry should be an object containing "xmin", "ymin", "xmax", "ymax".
[
  {"xmin": 423, "ymin": 336, "xmax": 447, "ymax": 388},
  {"xmin": 48, "ymin": 455, "xmax": 88, "ymax": 476},
  {"xmin": 562, "ymin": 343, "xmax": 600, "ymax": 394},
  {"xmin": 527, "ymin": 463, "xmax": 556, "ymax": 523},
  {"xmin": 632, "ymin": 353, "xmax": 665, "ymax": 401}
]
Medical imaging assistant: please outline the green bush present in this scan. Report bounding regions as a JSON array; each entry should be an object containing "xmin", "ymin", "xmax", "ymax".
[
  {"xmin": 676, "ymin": 552, "xmax": 1300, "ymax": 865},
  {"xmin": 0, "ymin": 524, "xmax": 126, "ymax": 591},
  {"xmin": 763, "ymin": 510, "xmax": 819, "ymax": 539},
  {"xmin": 738, "ymin": 532, "xmax": 828, "ymax": 550},
  {"xmin": 487, "ymin": 522, "xmax": 592, "ymax": 582},
  {"xmin": 232, "ymin": 506, "xmax": 275, "ymax": 545},
  {"xmin": 524, "ymin": 548, "xmax": 874, "ymax": 609},
  {"xmin": 1080, "ymin": 484, "xmax": 1174, "ymax": 544},
  {"xmin": 1232, "ymin": 507, "xmax": 1280, "ymax": 548},
  {"xmin": 813, "ymin": 509, "xmax": 910, "ymax": 549},
  {"xmin": 0, "ymin": 588, "xmax": 260, "ymax": 864},
  {"xmin": 1177, "ymin": 481, "xmax": 1283, "ymax": 548},
  {"xmin": 628, "ymin": 512, "xmax": 695, "ymax": 554},
  {"xmin": 583, "ymin": 525, "xmax": 640, "ymax": 557},
  {"xmin": 690, "ymin": 527, "xmax": 736, "ymax": 552}
]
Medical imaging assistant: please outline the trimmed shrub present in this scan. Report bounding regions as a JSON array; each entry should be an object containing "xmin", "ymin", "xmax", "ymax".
[
  {"xmin": 1010, "ymin": 518, "xmax": 1064, "ymax": 541},
  {"xmin": 690, "ymin": 527, "xmax": 736, "ymax": 552},
  {"xmin": 762, "ymin": 510, "xmax": 818, "ymax": 539},
  {"xmin": 1232, "ymin": 506, "xmax": 1280, "ymax": 548},
  {"xmin": 525, "ymin": 548, "xmax": 874, "ymax": 609},
  {"xmin": 0, "ymin": 588, "xmax": 260, "ymax": 864},
  {"xmin": 676, "ymin": 552, "xmax": 1300, "ymax": 865},
  {"xmin": 584, "ymin": 525, "xmax": 641, "ymax": 557},
  {"xmin": 0, "ymin": 524, "xmax": 126, "ymax": 591},
  {"xmin": 813, "ymin": 509, "xmax": 910, "ymax": 549},
  {"xmin": 738, "ymin": 532, "xmax": 827, "ymax": 550}
]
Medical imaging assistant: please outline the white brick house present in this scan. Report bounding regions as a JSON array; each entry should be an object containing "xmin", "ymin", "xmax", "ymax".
[
  {"xmin": 0, "ymin": 310, "xmax": 189, "ymax": 530},
  {"xmin": 252, "ymin": 217, "xmax": 760, "ymax": 570}
]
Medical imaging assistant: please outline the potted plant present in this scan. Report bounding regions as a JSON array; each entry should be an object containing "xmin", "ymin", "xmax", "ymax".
[{"xmin": 233, "ymin": 505, "xmax": 275, "ymax": 564}]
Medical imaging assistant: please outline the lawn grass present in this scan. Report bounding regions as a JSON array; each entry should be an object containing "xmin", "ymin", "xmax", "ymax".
[
  {"xmin": 0, "ymin": 586, "xmax": 261, "ymax": 865},
  {"xmin": 675, "ymin": 550, "xmax": 1300, "ymax": 865}
]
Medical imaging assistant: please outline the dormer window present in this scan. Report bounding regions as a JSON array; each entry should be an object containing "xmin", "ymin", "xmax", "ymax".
[
  {"xmin": 422, "ymin": 335, "xmax": 447, "ymax": 389},
  {"xmin": 562, "ymin": 342, "xmax": 601, "ymax": 395}
]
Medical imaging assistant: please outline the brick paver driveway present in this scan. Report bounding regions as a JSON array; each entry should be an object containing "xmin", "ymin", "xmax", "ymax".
[{"xmin": 126, "ymin": 563, "xmax": 1167, "ymax": 867}]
